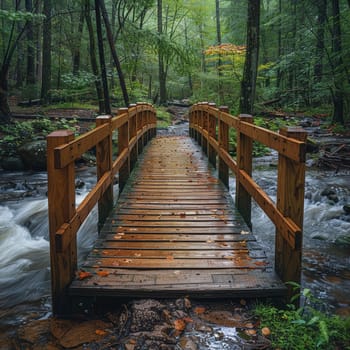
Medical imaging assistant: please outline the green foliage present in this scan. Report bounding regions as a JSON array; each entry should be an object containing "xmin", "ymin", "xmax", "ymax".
[
  {"xmin": 0, "ymin": 118, "xmax": 77, "ymax": 158},
  {"xmin": 155, "ymin": 107, "xmax": 172, "ymax": 128},
  {"xmin": 254, "ymin": 285, "xmax": 350, "ymax": 350},
  {"xmin": 0, "ymin": 9, "xmax": 44, "ymax": 22}
]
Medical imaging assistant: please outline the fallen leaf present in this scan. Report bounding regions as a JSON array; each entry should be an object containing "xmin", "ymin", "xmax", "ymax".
[
  {"xmin": 174, "ymin": 319, "xmax": 186, "ymax": 332},
  {"xmin": 77, "ymin": 270, "xmax": 92, "ymax": 280},
  {"xmin": 240, "ymin": 230, "xmax": 250, "ymax": 235},
  {"xmin": 134, "ymin": 253, "xmax": 142, "ymax": 257},
  {"xmin": 95, "ymin": 329, "xmax": 107, "ymax": 336},
  {"xmin": 254, "ymin": 261, "xmax": 268, "ymax": 266},
  {"xmin": 180, "ymin": 212, "xmax": 186, "ymax": 218},
  {"xmin": 261, "ymin": 327, "xmax": 271, "ymax": 337},
  {"xmin": 194, "ymin": 306, "xmax": 206, "ymax": 315},
  {"xmin": 97, "ymin": 270, "xmax": 109, "ymax": 277},
  {"xmin": 166, "ymin": 255, "xmax": 174, "ymax": 260}
]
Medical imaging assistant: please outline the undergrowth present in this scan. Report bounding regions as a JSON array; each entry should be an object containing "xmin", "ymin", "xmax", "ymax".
[{"xmin": 254, "ymin": 283, "xmax": 350, "ymax": 349}]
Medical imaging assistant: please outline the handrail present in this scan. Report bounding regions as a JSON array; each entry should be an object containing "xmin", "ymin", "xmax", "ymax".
[
  {"xmin": 47, "ymin": 102, "xmax": 157, "ymax": 314},
  {"xmin": 189, "ymin": 102, "xmax": 307, "ymax": 300}
]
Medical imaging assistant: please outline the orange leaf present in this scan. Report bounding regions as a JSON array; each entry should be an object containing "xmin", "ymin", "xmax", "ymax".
[
  {"xmin": 183, "ymin": 317, "xmax": 193, "ymax": 323},
  {"xmin": 97, "ymin": 270, "xmax": 109, "ymax": 277},
  {"xmin": 174, "ymin": 319, "xmax": 186, "ymax": 332},
  {"xmin": 254, "ymin": 261, "xmax": 268, "ymax": 266},
  {"xmin": 77, "ymin": 270, "xmax": 92, "ymax": 280},
  {"xmin": 166, "ymin": 255, "xmax": 174, "ymax": 260},
  {"xmin": 95, "ymin": 329, "xmax": 107, "ymax": 336},
  {"xmin": 194, "ymin": 306, "xmax": 206, "ymax": 314},
  {"xmin": 180, "ymin": 212, "xmax": 186, "ymax": 218}
]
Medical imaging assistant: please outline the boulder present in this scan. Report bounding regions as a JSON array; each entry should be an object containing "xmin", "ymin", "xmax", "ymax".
[
  {"xmin": 19, "ymin": 140, "xmax": 47, "ymax": 170},
  {"xmin": 0, "ymin": 156, "xmax": 25, "ymax": 171},
  {"xmin": 343, "ymin": 205, "xmax": 350, "ymax": 215},
  {"xmin": 335, "ymin": 235, "xmax": 350, "ymax": 246}
]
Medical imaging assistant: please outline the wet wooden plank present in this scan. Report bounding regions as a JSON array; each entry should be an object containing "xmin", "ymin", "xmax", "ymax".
[{"xmin": 69, "ymin": 136, "xmax": 286, "ymax": 300}]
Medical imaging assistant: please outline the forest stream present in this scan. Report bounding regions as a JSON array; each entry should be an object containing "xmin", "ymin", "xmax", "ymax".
[{"xmin": 0, "ymin": 130, "xmax": 350, "ymax": 348}]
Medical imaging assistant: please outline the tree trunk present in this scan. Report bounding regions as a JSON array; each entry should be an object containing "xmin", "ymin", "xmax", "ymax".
[
  {"xmin": 240, "ymin": 0, "xmax": 260, "ymax": 114},
  {"xmin": 0, "ymin": 67, "xmax": 11, "ymax": 123},
  {"xmin": 26, "ymin": 0, "xmax": 35, "ymax": 85},
  {"xmin": 72, "ymin": 4, "xmax": 85, "ymax": 76},
  {"xmin": 41, "ymin": 0, "xmax": 52, "ymax": 104},
  {"xmin": 216, "ymin": 0, "xmax": 223, "ymax": 104},
  {"xmin": 276, "ymin": 0, "xmax": 282, "ymax": 90},
  {"xmin": 95, "ymin": 0, "xmax": 111, "ymax": 114},
  {"xmin": 85, "ymin": 0, "xmax": 104, "ymax": 113},
  {"xmin": 158, "ymin": 0, "xmax": 167, "ymax": 105},
  {"xmin": 98, "ymin": 0, "xmax": 129, "ymax": 107},
  {"xmin": 314, "ymin": 0, "xmax": 326, "ymax": 84},
  {"xmin": 331, "ymin": 0, "xmax": 344, "ymax": 124}
]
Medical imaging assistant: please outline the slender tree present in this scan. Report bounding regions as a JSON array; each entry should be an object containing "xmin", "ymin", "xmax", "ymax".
[
  {"xmin": 85, "ymin": 0, "xmax": 104, "ymax": 112},
  {"xmin": 240, "ymin": 0, "xmax": 260, "ymax": 114},
  {"xmin": 0, "ymin": 5, "xmax": 31, "ymax": 122},
  {"xmin": 26, "ymin": 0, "xmax": 35, "ymax": 85},
  {"xmin": 41, "ymin": 0, "xmax": 52, "ymax": 104},
  {"xmin": 330, "ymin": 0, "xmax": 344, "ymax": 124},
  {"xmin": 95, "ymin": 0, "xmax": 111, "ymax": 114},
  {"xmin": 98, "ymin": 0, "xmax": 129, "ymax": 106},
  {"xmin": 158, "ymin": 0, "xmax": 167, "ymax": 105}
]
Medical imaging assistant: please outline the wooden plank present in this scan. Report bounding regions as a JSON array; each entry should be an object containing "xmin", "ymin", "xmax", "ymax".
[
  {"xmin": 82, "ymin": 257, "xmax": 268, "ymax": 269},
  {"xmin": 94, "ymin": 241, "xmax": 252, "ymax": 250},
  {"xmin": 102, "ymin": 233, "xmax": 255, "ymax": 242},
  {"xmin": 89, "ymin": 249, "xmax": 263, "ymax": 259},
  {"xmin": 102, "ymin": 226, "xmax": 248, "ymax": 234},
  {"xmin": 69, "ymin": 269, "xmax": 285, "ymax": 299}
]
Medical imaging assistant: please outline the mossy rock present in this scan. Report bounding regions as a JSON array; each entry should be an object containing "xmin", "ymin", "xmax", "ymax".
[
  {"xmin": 335, "ymin": 235, "xmax": 350, "ymax": 246},
  {"xmin": 19, "ymin": 140, "xmax": 47, "ymax": 170}
]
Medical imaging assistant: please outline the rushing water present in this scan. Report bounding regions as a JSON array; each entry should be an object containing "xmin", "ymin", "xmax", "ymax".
[{"xmin": 0, "ymin": 164, "xmax": 349, "ymax": 326}]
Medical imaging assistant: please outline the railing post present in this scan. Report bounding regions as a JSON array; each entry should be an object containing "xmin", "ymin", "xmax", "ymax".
[
  {"xmin": 202, "ymin": 103, "xmax": 209, "ymax": 155},
  {"xmin": 129, "ymin": 104, "xmax": 138, "ymax": 171},
  {"xmin": 236, "ymin": 114, "xmax": 253, "ymax": 229},
  {"xmin": 118, "ymin": 107, "xmax": 129, "ymax": 193},
  {"xmin": 276, "ymin": 127, "xmax": 307, "ymax": 302},
  {"xmin": 96, "ymin": 115, "xmax": 113, "ymax": 232},
  {"xmin": 47, "ymin": 130, "xmax": 76, "ymax": 315},
  {"xmin": 208, "ymin": 103, "xmax": 217, "ymax": 168},
  {"xmin": 218, "ymin": 106, "xmax": 229, "ymax": 188}
]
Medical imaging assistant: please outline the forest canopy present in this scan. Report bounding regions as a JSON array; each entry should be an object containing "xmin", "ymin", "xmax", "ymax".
[{"xmin": 0, "ymin": 0, "xmax": 349, "ymax": 125}]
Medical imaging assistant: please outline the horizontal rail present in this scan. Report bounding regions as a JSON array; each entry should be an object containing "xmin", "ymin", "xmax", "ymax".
[
  {"xmin": 47, "ymin": 102, "xmax": 157, "ymax": 314},
  {"xmin": 189, "ymin": 102, "xmax": 307, "ymax": 300}
]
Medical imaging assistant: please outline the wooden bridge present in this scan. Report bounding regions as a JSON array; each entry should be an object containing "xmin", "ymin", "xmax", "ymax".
[{"xmin": 47, "ymin": 102, "xmax": 307, "ymax": 315}]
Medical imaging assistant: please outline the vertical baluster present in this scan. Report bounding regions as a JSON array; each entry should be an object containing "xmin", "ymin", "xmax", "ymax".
[
  {"xmin": 276, "ymin": 127, "xmax": 307, "ymax": 302},
  {"xmin": 236, "ymin": 114, "xmax": 253, "ymax": 229}
]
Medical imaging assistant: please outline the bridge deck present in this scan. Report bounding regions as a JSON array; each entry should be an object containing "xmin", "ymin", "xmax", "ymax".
[{"xmin": 69, "ymin": 136, "xmax": 286, "ymax": 299}]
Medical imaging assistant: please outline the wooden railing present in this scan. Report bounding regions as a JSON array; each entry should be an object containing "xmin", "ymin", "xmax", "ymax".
[
  {"xmin": 47, "ymin": 102, "xmax": 157, "ymax": 314},
  {"xmin": 189, "ymin": 102, "xmax": 307, "ymax": 300}
]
